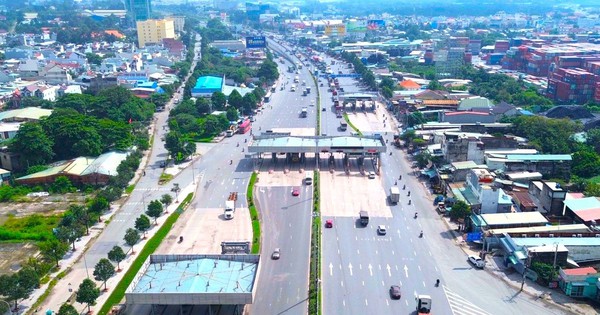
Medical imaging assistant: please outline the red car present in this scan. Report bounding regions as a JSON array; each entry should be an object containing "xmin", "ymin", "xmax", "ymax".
[
  {"xmin": 325, "ymin": 220, "xmax": 333, "ymax": 228},
  {"xmin": 292, "ymin": 187, "xmax": 300, "ymax": 196}
]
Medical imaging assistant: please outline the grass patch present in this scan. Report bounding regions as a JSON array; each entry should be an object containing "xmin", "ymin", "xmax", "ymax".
[
  {"xmin": 589, "ymin": 175, "xmax": 600, "ymax": 184},
  {"xmin": 158, "ymin": 173, "xmax": 173, "ymax": 185},
  {"xmin": 98, "ymin": 193, "xmax": 194, "ymax": 315},
  {"xmin": 311, "ymin": 72, "xmax": 321, "ymax": 135},
  {"xmin": 308, "ymin": 170, "xmax": 321, "ymax": 315},
  {"xmin": 125, "ymin": 185, "xmax": 135, "ymax": 194},
  {"xmin": 247, "ymin": 172, "xmax": 261, "ymax": 254},
  {"xmin": 195, "ymin": 136, "xmax": 214, "ymax": 143},
  {"xmin": 0, "ymin": 214, "xmax": 62, "ymax": 242},
  {"xmin": 343, "ymin": 113, "xmax": 362, "ymax": 136}
]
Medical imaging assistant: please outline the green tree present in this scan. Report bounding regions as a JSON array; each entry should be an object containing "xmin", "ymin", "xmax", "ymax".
[
  {"xmin": 228, "ymin": 89, "xmax": 243, "ymax": 110},
  {"xmin": 50, "ymin": 176, "xmax": 75, "ymax": 194},
  {"xmin": 381, "ymin": 86, "xmax": 394, "ymax": 100},
  {"xmin": 0, "ymin": 267, "xmax": 39, "ymax": 311},
  {"xmin": 530, "ymin": 261, "xmax": 558, "ymax": 284},
  {"xmin": 88, "ymin": 197, "xmax": 109, "ymax": 216},
  {"xmin": 211, "ymin": 92, "xmax": 227, "ymax": 110},
  {"xmin": 57, "ymin": 303, "xmax": 79, "ymax": 315},
  {"xmin": 93, "ymin": 258, "xmax": 115, "ymax": 290},
  {"xmin": 572, "ymin": 149, "xmax": 600, "ymax": 178},
  {"xmin": 160, "ymin": 194, "xmax": 173, "ymax": 207},
  {"xmin": 86, "ymin": 53, "xmax": 103, "ymax": 66},
  {"xmin": 146, "ymin": 200, "xmax": 163, "ymax": 224},
  {"xmin": 449, "ymin": 200, "xmax": 471, "ymax": 221},
  {"xmin": 69, "ymin": 205, "xmax": 92, "ymax": 235},
  {"xmin": 9, "ymin": 122, "xmax": 54, "ymax": 166},
  {"xmin": 135, "ymin": 214, "xmax": 151, "ymax": 238},
  {"xmin": 379, "ymin": 77, "xmax": 396, "ymax": 90},
  {"xmin": 76, "ymin": 278, "xmax": 100, "ymax": 314},
  {"xmin": 165, "ymin": 131, "xmax": 184, "ymax": 158},
  {"xmin": 414, "ymin": 151, "xmax": 431, "ymax": 168},
  {"xmin": 586, "ymin": 128, "xmax": 600, "ymax": 154},
  {"xmin": 242, "ymin": 93, "xmax": 258, "ymax": 114},
  {"xmin": 55, "ymin": 224, "xmax": 85, "ymax": 251},
  {"xmin": 428, "ymin": 80, "xmax": 444, "ymax": 90},
  {"xmin": 512, "ymin": 116, "xmax": 581, "ymax": 154},
  {"xmin": 257, "ymin": 59, "xmax": 279, "ymax": 83},
  {"xmin": 196, "ymin": 97, "xmax": 211, "ymax": 115},
  {"xmin": 226, "ymin": 107, "xmax": 239, "ymax": 121},
  {"xmin": 107, "ymin": 245, "xmax": 126, "ymax": 272},
  {"xmin": 39, "ymin": 238, "xmax": 69, "ymax": 267},
  {"xmin": 124, "ymin": 228, "xmax": 140, "ymax": 254}
]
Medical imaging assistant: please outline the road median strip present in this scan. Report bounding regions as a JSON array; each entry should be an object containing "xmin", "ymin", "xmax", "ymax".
[
  {"xmin": 247, "ymin": 172, "xmax": 261, "ymax": 254},
  {"xmin": 308, "ymin": 170, "xmax": 321, "ymax": 315}
]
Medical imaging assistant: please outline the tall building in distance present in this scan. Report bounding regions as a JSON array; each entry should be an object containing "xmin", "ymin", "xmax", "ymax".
[
  {"xmin": 136, "ymin": 19, "xmax": 175, "ymax": 48},
  {"xmin": 125, "ymin": 0, "xmax": 152, "ymax": 22}
]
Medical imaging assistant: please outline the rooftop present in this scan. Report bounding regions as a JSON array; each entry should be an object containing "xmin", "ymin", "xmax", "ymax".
[
  {"xmin": 0, "ymin": 107, "xmax": 52, "ymax": 122},
  {"xmin": 194, "ymin": 76, "xmax": 223, "ymax": 90},
  {"xmin": 505, "ymin": 154, "xmax": 572, "ymax": 162},
  {"xmin": 563, "ymin": 197, "xmax": 600, "ymax": 212},
  {"xmin": 479, "ymin": 212, "xmax": 548, "ymax": 226},
  {"xmin": 562, "ymin": 267, "xmax": 598, "ymax": 276}
]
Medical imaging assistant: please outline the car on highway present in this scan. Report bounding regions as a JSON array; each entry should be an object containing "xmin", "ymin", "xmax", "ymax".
[
  {"xmin": 377, "ymin": 225, "xmax": 387, "ymax": 235},
  {"xmin": 272, "ymin": 248, "xmax": 281, "ymax": 260},
  {"xmin": 389, "ymin": 285, "xmax": 401, "ymax": 299},
  {"xmin": 325, "ymin": 220, "xmax": 333, "ymax": 228},
  {"xmin": 468, "ymin": 255, "xmax": 485, "ymax": 268},
  {"xmin": 292, "ymin": 187, "xmax": 300, "ymax": 196},
  {"xmin": 305, "ymin": 177, "xmax": 313, "ymax": 185},
  {"xmin": 368, "ymin": 172, "xmax": 376, "ymax": 179}
]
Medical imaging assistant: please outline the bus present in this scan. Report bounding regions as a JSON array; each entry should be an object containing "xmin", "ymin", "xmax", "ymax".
[
  {"xmin": 238, "ymin": 119, "xmax": 251, "ymax": 134},
  {"xmin": 264, "ymin": 91, "xmax": 272, "ymax": 103},
  {"xmin": 339, "ymin": 119, "xmax": 348, "ymax": 131}
]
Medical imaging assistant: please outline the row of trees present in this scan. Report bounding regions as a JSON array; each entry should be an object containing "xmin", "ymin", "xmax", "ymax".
[{"xmin": 341, "ymin": 51, "xmax": 377, "ymax": 91}]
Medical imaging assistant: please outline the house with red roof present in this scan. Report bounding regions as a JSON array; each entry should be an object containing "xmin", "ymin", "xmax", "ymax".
[{"xmin": 398, "ymin": 79, "xmax": 421, "ymax": 91}]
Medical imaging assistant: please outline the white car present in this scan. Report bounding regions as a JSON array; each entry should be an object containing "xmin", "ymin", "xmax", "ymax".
[
  {"xmin": 368, "ymin": 172, "xmax": 376, "ymax": 179},
  {"xmin": 377, "ymin": 225, "xmax": 387, "ymax": 235},
  {"xmin": 468, "ymin": 255, "xmax": 485, "ymax": 268}
]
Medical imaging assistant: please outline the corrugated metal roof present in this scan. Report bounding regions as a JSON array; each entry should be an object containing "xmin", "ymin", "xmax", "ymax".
[
  {"xmin": 506, "ymin": 154, "xmax": 572, "ymax": 161},
  {"xmin": 480, "ymin": 212, "xmax": 548, "ymax": 226},
  {"xmin": 0, "ymin": 107, "xmax": 53, "ymax": 121},
  {"xmin": 563, "ymin": 197, "xmax": 600, "ymax": 212}
]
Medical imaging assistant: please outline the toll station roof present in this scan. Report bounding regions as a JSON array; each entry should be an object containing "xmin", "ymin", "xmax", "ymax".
[
  {"xmin": 248, "ymin": 135, "xmax": 386, "ymax": 154},
  {"xmin": 126, "ymin": 254, "xmax": 259, "ymax": 305}
]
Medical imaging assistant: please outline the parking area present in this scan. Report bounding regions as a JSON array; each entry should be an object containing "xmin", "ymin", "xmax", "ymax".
[
  {"xmin": 155, "ymin": 206, "xmax": 252, "ymax": 254},
  {"xmin": 320, "ymin": 170, "xmax": 392, "ymax": 218}
]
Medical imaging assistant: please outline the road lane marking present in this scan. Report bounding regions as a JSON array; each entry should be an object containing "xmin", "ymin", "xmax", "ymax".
[
  {"xmin": 423, "ymin": 281, "xmax": 426, "ymax": 288},
  {"xmin": 365, "ymin": 299, "xmax": 368, "ymax": 306},
  {"xmin": 341, "ymin": 281, "xmax": 344, "ymax": 287},
  {"xmin": 404, "ymin": 265, "xmax": 409, "ymax": 278},
  {"xmin": 368, "ymin": 264, "xmax": 373, "ymax": 276},
  {"xmin": 418, "ymin": 265, "xmax": 422, "ymax": 271},
  {"xmin": 348, "ymin": 263, "xmax": 353, "ymax": 276},
  {"xmin": 386, "ymin": 264, "xmax": 391, "ymax": 277},
  {"xmin": 329, "ymin": 263, "xmax": 333, "ymax": 276}
]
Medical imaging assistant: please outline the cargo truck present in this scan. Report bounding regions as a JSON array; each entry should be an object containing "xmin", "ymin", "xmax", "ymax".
[
  {"xmin": 389, "ymin": 186, "xmax": 400, "ymax": 204},
  {"xmin": 224, "ymin": 192, "xmax": 237, "ymax": 220},
  {"xmin": 416, "ymin": 295, "xmax": 432, "ymax": 314},
  {"xmin": 359, "ymin": 211, "xmax": 369, "ymax": 226}
]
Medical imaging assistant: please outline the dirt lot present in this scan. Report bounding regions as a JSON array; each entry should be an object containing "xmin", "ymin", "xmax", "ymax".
[
  {"xmin": 0, "ymin": 193, "xmax": 87, "ymax": 274},
  {"xmin": 320, "ymin": 170, "xmax": 392, "ymax": 218},
  {"xmin": 0, "ymin": 242, "xmax": 39, "ymax": 274}
]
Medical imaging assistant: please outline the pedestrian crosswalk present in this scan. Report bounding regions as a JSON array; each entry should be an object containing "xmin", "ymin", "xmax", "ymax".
[
  {"xmin": 443, "ymin": 286, "xmax": 492, "ymax": 315},
  {"xmin": 134, "ymin": 187, "xmax": 172, "ymax": 192}
]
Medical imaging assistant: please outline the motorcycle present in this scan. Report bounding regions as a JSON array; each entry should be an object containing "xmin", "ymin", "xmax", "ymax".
[
  {"xmin": 408, "ymin": 200, "xmax": 412, "ymax": 205},
  {"xmin": 419, "ymin": 231, "xmax": 423, "ymax": 238},
  {"xmin": 435, "ymin": 279, "xmax": 440, "ymax": 287},
  {"xmin": 414, "ymin": 212, "xmax": 418, "ymax": 219}
]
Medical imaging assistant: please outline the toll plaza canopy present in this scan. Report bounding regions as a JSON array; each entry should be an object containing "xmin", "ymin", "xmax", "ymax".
[
  {"xmin": 339, "ymin": 93, "xmax": 379, "ymax": 101},
  {"xmin": 248, "ymin": 134, "xmax": 387, "ymax": 154}
]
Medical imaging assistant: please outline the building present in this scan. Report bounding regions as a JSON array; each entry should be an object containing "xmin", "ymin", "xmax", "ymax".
[
  {"xmin": 191, "ymin": 76, "xmax": 224, "ymax": 98},
  {"xmin": 547, "ymin": 68, "xmax": 598, "ymax": 104},
  {"xmin": 529, "ymin": 181, "xmax": 567, "ymax": 216},
  {"xmin": 15, "ymin": 151, "xmax": 130, "ymax": 185},
  {"xmin": 440, "ymin": 111, "xmax": 496, "ymax": 124},
  {"xmin": 559, "ymin": 267, "xmax": 600, "ymax": 299},
  {"xmin": 126, "ymin": 0, "xmax": 152, "ymax": 22},
  {"xmin": 486, "ymin": 154, "xmax": 572, "ymax": 181},
  {"xmin": 464, "ymin": 169, "xmax": 513, "ymax": 214},
  {"xmin": 136, "ymin": 19, "xmax": 175, "ymax": 48}
]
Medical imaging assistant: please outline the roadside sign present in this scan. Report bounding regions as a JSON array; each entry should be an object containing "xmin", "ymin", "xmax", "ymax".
[{"xmin": 466, "ymin": 232, "xmax": 482, "ymax": 242}]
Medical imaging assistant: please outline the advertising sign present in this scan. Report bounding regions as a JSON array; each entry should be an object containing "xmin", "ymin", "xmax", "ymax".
[
  {"xmin": 346, "ymin": 20, "xmax": 367, "ymax": 33},
  {"xmin": 325, "ymin": 24, "xmax": 346, "ymax": 36},
  {"xmin": 367, "ymin": 19, "xmax": 385, "ymax": 30},
  {"xmin": 246, "ymin": 36, "xmax": 267, "ymax": 48}
]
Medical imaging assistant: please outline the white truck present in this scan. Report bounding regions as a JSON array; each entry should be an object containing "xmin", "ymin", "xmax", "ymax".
[
  {"xmin": 294, "ymin": 76, "xmax": 300, "ymax": 83},
  {"xmin": 224, "ymin": 192, "xmax": 237, "ymax": 220},
  {"xmin": 389, "ymin": 186, "xmax": 400, "ymax": 205}
]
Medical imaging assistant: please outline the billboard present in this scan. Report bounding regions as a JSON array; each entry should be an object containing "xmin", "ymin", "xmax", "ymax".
[
  {"xmin": 246, "ymin": 36, "xmax": 267, "ymax": 48},
  {"xmin": 367, "ymin": 19, "xmax": 385, "ymax": 30},
  {"xmin": 346, "ymin": 20, "xmax": 367, "ymax": 33},
  {"xmin": 325, "ymin": 24, "xmax": 346, "ymax": 37}
]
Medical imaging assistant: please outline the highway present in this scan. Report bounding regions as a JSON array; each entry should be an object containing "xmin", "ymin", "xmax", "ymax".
[{"xmin": 307, "ymin": 50, "xmax": 571, "ymax": 315}]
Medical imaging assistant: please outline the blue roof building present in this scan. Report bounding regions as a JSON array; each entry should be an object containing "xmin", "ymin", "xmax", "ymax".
[{"xmin": 192, "ymin": 76, "xmax": 223, "ymax": 98}]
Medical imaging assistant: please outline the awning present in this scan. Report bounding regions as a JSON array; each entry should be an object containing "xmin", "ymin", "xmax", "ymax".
[
  {"xmin": 421, "ymin": 169, "xmax": 437, "ymax": 179},
  {"xmin": 508, "ymin": 255, "xmax": 519, "ymax": 265}
]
